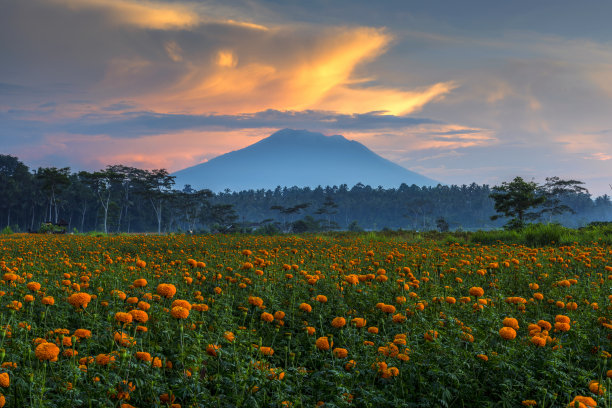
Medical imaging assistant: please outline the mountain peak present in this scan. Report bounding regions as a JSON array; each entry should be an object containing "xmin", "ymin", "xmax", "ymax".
[{"xmin": 173, "ymin": 129, "xmax": 438, "ymax": 192}]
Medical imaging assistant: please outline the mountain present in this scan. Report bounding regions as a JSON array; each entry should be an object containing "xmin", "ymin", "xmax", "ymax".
[{"xmin": 172, "ymin": 129, "xmax": 438, "ymax": 192}]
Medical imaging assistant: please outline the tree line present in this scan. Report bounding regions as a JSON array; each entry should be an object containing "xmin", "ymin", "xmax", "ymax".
[{"xmin": 0, "ymin": 154, "xmax": 610, "ymax": 233}]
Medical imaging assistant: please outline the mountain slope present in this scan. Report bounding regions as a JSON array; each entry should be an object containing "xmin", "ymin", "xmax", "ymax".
[{"xmin": 172, "ymin": 129, "xmax": 438, "ymax": 192}]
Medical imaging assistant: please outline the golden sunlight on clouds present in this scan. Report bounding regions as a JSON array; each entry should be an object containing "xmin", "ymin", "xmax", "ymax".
[
  {"xmin": 146, "ymin": 27, "xmax": 454, "ymax": 115},
  {"xmin": 216, "ymin": 50, "xmax": 238, "ymax": 68},
  {"xmin": 51, "ymin": 0, "xmax": 200, "ymax": 29}
]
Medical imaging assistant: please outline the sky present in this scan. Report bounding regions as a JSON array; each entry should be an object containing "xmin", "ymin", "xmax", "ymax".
[{"xmin": 1, "ymin": 0, "xmax": 612, "ymax": 195}]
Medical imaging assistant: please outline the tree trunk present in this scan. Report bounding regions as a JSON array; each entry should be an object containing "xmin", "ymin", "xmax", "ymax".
[{"xmin": 80, "ymin": 206, "xmax": 86, "ymax": 233}]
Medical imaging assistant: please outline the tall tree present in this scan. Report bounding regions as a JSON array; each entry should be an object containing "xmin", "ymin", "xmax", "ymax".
[
  {"xmin": 36, "ymin": 167, "xmax": 71, "ymax": 224},
  {"xmin": 0, "ymin": 155, "xmax": 31, "ymax": 228},
  {"xmin": 490, "ymin": 177, "xmax": 546, "ymax": 229},
  {"xmin": 141, "ymin": 169, "xmax": 175, "ymax": 233}
]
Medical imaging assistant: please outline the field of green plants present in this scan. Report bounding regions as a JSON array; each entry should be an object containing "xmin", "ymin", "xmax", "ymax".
[{"xmin": 0, "ymin": 233, "xmax": 610, "ymax": 407}]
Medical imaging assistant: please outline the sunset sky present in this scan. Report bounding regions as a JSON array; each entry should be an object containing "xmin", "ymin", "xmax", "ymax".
[{"xmin": 2, "ymin": 0, "xmax": 612, "ymax": 195}]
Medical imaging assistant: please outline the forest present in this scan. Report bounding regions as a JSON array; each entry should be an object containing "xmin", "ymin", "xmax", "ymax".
[{"xmin": 1, "ymin": 154, "xmax": 610, "ymax": 234}]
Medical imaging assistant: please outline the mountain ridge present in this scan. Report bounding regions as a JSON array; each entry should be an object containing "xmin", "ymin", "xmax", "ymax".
[{"xmin": 172, "ymin": 129, "xmax": 438, "ymax": 192}]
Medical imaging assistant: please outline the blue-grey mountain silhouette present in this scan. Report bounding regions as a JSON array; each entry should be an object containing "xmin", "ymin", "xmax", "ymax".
[{"xmin": 172, "ymin": 129, "xmax": 438, "ymax": 192}]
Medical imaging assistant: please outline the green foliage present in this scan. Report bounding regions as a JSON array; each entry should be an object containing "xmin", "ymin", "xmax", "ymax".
[{"xmin": 1, "ymin": 225, "xmax": 13, "ymax": 234}]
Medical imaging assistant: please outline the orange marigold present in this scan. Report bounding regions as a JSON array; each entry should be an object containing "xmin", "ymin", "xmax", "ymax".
[
  {"xmin": 170, "ymin": 306, "xmax": 189, "ymax": 319},
  {"xmin": 114, "ymin": 312, "xmax": 133, "ymax": 324},
  {"xmin": 171, "ymin": 299, "xmax": 192, "ymax": 311},
  {"xmin": 299, "ymin": 303, "xmax": 312, "ymax": 313},
  {"xmin": 259, "ymin": 347, "xmax": 274, "ymax": 356},
  {"xmin": 469, "ymin": 287, "xmax": 484, "ymax": 297},
  {"xmin": 135, "ymin": 352, "xmax": 152, "ymax": 362},
  {"xmin": 333, "ymin": 348, "xmax": 348, "ymax": 358},
  {"xmin": 27, "ymin": 282, "xmax": 41, "ymax": 292},
  {"xmin": 260, "ymin": 312, "xmax": 274, "ymax": 322},
  {"xmin": 0, "ymin": 373, "xmax": 8, "ymax": 388},
  {"xmin": 331, "ymin": 317, "xmax": 346, "ymax": 328},
  {"xmin": 128, "ymin": 309, "xmax": 149, "ymax": 323},
  {"xmin": 502, "ymin": 317, "xmax": 519, "ymax": 330},
  {"xmin": 156, "ymin": 284, "xmax": 177, "ymax": 299},
  {"xmin": 35, "ymin": 342, "xmax": 60, "ymax": 362},
  {"xmin": 499, "ymin": 327, "xmax": 517, "ymax": 340},
  {"xmin": 315, "ymin": 336, "xmax": 331, "ymax": 351},
  {"xmin": 68, "ymin": 292, "xmax": 91, "ymax": 309}
]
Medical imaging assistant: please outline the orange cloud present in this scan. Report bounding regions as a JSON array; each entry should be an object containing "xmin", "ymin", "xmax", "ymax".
[
  {"xmin": 138, "ymin": 27, "xmax": 454, "ymax": 116},
  {"xmin": 51, "ymin": 0, "xmax": 200, "ymax": 30}
]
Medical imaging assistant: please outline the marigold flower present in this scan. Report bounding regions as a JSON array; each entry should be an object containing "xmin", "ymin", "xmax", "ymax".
[
  {"xmin": 537, "ymin": 320, "xmax": 552, "ymax": 331},
  {"xmin": 367, "ymin": 326, "xmax": 379, "ymax": 334},
  {"xmin": 206, "ymin": 344, "xmax": 220, "ymax": 357},
  {"xmin": 299, "ymin": 303, "xmax": 312, "ymax": 313},
  {"xmin": 554, "ymin": 322, "xmax": 570, "ymax": 332},
  {"xmin": 555, "ymin": 315, "xmax": 570, "ymax": 324},
  {"xmin": 530, "ymin": 336, "xmax": 546, "ymax": 347},
  {"xmin": 257, "ymin": 346, "xmax": 273, "ymax": 356},
  {"xmin": 96, "ymin": 353, "xmax": 115, "ymax": 366},
  {"xmin": 305, "ymin": 326, "xmax": 316, "ymax": 335},
  {"xmin": 171, "ymin": 306, "xmax": 189, "ymax": 319},
  {"xmin": 0, "ymin": 373, "xmax": 8, "ymax": 388},
  {"xmin": 68, "ymin": 292, "xmax": 91, "ymax": 309},
  {"xmin": 476, "ymin": 354, "xmax": 488, "ymax": 361},
  {"xmin": 333, "ymin": 348, "xmax": 348, "ymax": 358},
  {"xmin": 171, "ymin": 299, "xmax": 192, "ymax": 311},
  {"xmin": 469, "ymin": 287, "xmax": 484, "ymax": 297},
  {"xmin": 135, "ymin": 352, "xmax": 152, "ymax": 362},
  {"xmin": 133, "ymin": 279, "xmax": 147, "ymax": 287},
  {"xmin": 35, "ymin": 342, "xmax": 60, "ymax": 362},
  {"xmin": 315, "ymin": 295, "xmax": 327, "ymax": 303},
  {"xmin": 128, "ymin": 309, "xmax": 148, "ymax": 323},
  {"xmin": 260, "ymin": 312, "xmax": 274, "ymax": 322},
  {"xmin": 114, "ymin": 331, "xmax": 135, "ymax": 347},
  {"xmin": 502, "ymin": 317, "xmax": 519, "ymax": 330},
  {"xmin": 27, "ymin": 282, "xmax": 41, "ymax": 292},
  {"xmin": 42, "ymin": 296, "xmax": 55, "ymax": 306},
  {"xmin": 381, "ymin": 304, "xmax": 396, "ymax": 314},
  {"xmin": 392, "ymin": 313, "xmax": 407, "ymax": 323},
  {"xmin": 331, "ymin": 317, "xmax": 346, "ymax": 328},
  {"xmin": 424, "ymin": 330, "xmax": 438, "ymax": 342},
  {"xmin": 588, "ymin": 380, "xmax": 605, "ymax": 395},
  {"xmin": 223, "ymin": 331, "xmax": 235, "ymax": 342},
  {"xmin": 345, "ymin": 360, "xmax": 356, "ymax": 370},
  {"xmin": 315, "ymin": 336, "xmax": 331, "ymax": 351},
  {"xmin": 248, "ymin": 296, "xmax": 264, "ymax": 307},
  {"xmin": 273, "ymin": 311, "xmax": 285, "ymax": 320},
  {"xmin": 522, "ymin": 400, "xmax": 537, "ymax": 406},
  {"xmin": 567, "ymin": 396, "xmax": 597, "ymax": 408},
  {"xmin": 156, "ymin": 283, "xmax": 177, "ymax": 299},
  {"xmin": 351, "ymin": 317, "xmax": 366, "ymax": 328},
  {"xmin": 499, "ymin": 327, "xmax": 516, "ymax": 340},
  {"xmin": 115, "ymin": 312, "xmax": 133, "ymax": 324}
]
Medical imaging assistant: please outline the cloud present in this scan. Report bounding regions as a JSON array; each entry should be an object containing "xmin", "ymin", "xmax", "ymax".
[
  {"xmin": 50, "ymin": 0, "xmax": 201, "ymax": 30},
  {"xmin": 58, "ymin": 109, "xmax": 437, "ymax": 136}
]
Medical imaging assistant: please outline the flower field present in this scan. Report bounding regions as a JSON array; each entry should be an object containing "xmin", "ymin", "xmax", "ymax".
[{"xmin": 0, "ymin": 234, "xmax": 610, "ymax": 407}]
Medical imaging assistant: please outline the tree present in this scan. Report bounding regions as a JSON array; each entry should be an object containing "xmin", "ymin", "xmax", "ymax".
[
  {"xmin": 36, "ymin": 167, "xmax": 71, "ymax": 224},
  {"xmin": 538, "ymin": 177, "xmax": 589, "ymax": 221},
  {"xmin": 490, "ymin": 177, "xmax": 547, "ymax": 229},
  {"xmin": 81, "ymin": 169, "xmax": 123, "ymax": 233},
  {"xmin": 141, "ymin": 169, "xmax": 175, "ymax": 233},
  {"xmin": 0, "ymin": 155, "xmax": 31, "ymax": 228}
]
